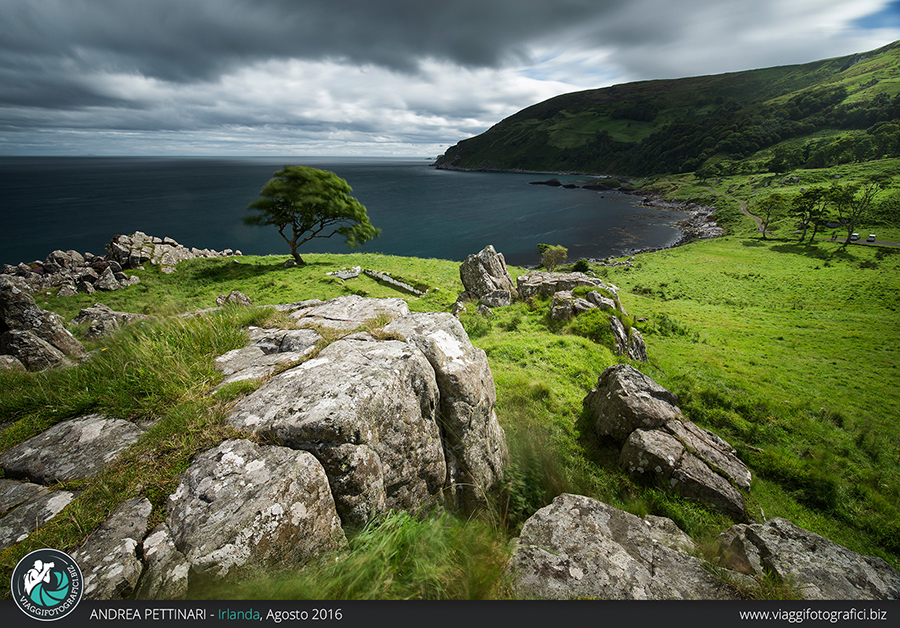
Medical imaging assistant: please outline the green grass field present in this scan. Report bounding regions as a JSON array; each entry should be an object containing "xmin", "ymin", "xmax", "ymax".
[{"xmin": 2, "ymin": 190, "xmax": 899, "ymax": 597}]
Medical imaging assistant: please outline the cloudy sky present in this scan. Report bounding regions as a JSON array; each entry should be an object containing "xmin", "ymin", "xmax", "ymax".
[{"xmin": 2, "ymin": 0, "xmax": 900, "ymax": 157}]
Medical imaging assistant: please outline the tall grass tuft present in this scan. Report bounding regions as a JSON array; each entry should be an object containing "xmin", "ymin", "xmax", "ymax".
[{"xmin": 191, "ymin": 510, "xmax": 510, "ymax": 600}]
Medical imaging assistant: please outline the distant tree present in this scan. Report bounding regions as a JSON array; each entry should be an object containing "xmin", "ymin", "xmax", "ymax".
[
  {"xmin": 756, "ymin": 192, "xmax": 787, "ymax": 239},
  {"xmin": 245, "ymin": 166, "xmax": 380, "ymax": 265},
  {"xmin": 538, "ymin": 244, "xmax": 568, "ymax": 271},
  {"xmin": 790, "ymin": 187, "xmax": 830, "ymax": 243},
  {"xmin": 828, "ymin": 176, "xmax": 887, "ymax": 246}
]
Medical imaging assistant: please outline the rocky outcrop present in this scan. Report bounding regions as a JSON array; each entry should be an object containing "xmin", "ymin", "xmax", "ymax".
[
  {"xmin": 71, "ymin": 303, "xmax": 155, "ymax": 339},
  {"xmin": 716, "ymin": 518, "xmax": 900, "ymax": 600},
  {"xmin": 459, "ymin": 245, "xmax": 517, "ymax": 301},
  {"xmin": 517, "ymin": 271, "xmax": 618, "ymax": 301},
  {"xmin": 508, "ymin": 494, "xmax": 745, "ymax": 600},
  {"xmin": 226, "ymin": 334, "xmax": 445, "ymax": 527},
  {"xmin": 225, "ymin": 297, "xmax": 508, "ymax": 526},
  {"xmin": 0, "ymin": 415, "xmax": 146, "ymax": 484},
  {"xmin": 72, "ymin": 497, "xmax": 152, "ymax": 600},
  {"xmin": 0, "ymin": 277, "xmax": 87, "ymax": 370},
  {"xmin": 151, "ymin": 439, "xmax": 347, "ymax": 584},
  {"xmin": 106, "ymin": 231, "xmax": 240, "ymax": 274},
  {"xmin": 0, "ymin": 480, "xmax": 76, "ymax": 551},
  {"xmin": 584, "ymin": 365, "xmax": 750, "ymax": 518},
  {"xmin": 510, "ymin": 494, "xmax": 900, "ymax": 600},
  {"xmin": 384, "ymin": 312, "xmax": 508, "ymax": 511},
  {"xmin": 585, "ymin": 364, "xmax": 682, "ymax": 440}
]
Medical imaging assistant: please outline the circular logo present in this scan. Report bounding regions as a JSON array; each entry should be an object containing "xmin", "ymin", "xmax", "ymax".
[{"xmin": 11, "ymin": 548, "xmax": 83, "ymax": 621}]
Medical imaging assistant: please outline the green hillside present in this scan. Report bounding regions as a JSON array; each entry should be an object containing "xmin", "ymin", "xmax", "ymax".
[{"xmin": 435, "ymin": 41, "xmax": 900, "ymax": 177}]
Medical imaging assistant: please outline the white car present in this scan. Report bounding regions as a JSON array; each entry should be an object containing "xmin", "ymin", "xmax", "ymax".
[
  {"xmin": 867, "ymin": 234, "xmax": 876, "ymax": 242},
  {"xmin": 850, "ymin": 233, "xmax": 860, "ymax": 241}
]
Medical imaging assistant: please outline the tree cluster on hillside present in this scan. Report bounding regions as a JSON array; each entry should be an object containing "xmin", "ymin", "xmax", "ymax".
[{"xmin": 759, "ymin": 176, "xmax": 888, "ymax": 244}]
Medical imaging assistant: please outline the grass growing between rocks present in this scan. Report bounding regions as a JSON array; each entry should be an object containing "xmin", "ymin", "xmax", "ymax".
[
  {"xmin": 0, "ymin": 306, "xmax": 270, "ymax": 589},
  {"xmin": 191, "ymin": 510, "xmax": 511, "ymax": 600},
  {"xmin": 3, "ymin": 228, "xmax": 898, "ymax": 597},
  {"xmin": 601, "ymin": 235, "xmax": 900, "ymax": 567}
]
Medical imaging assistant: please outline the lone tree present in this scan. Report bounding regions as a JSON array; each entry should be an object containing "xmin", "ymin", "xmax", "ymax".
[
  {"xmin": 538, "ymin": 243, "xmax": 568, "ymax": 271},
  {"xmin": 245, "ymin": 166, "xmax": 380, "ymax": 265}
]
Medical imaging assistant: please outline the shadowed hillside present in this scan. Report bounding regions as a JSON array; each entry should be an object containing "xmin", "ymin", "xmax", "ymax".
[{"xmin": 435, "ymin": 41, "xmax": 900, "ymax": 177}]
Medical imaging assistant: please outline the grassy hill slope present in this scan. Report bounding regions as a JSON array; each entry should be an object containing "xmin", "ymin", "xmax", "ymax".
[{"xmin": 435, "ymin": 41, "xmax": 900, "ymax": 177}]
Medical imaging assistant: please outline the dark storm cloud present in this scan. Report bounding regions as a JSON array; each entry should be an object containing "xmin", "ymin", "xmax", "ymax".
[{"xmin": 0, "ymin": 0, "xmax": 896, "ymax": 154}]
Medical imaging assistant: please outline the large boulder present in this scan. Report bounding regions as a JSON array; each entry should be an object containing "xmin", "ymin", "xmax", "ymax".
[
  {"xmin": 459, "ymin": 245, "xmax": 518, "ymax": 300},
  {"xmin": 160, "ymin": 439, "xmax": 346, "ymax": 583},
  {"xmin": 384, "ymin": 312, "xmax": 509, "ymax": 511},
  {"xmin": 585, "ymin": 365, "xmax": 750, "ymax": 518},
  {"xmin": 508, "ymin": 494, "xmax": 744, "ymax": 600},
  {"xmin": 0, "ymin": 276, "xmax": 86, "ymax": 369},
  {"xmin": 0, "ymin": 415, "xmax": 146, "ymax": 484},
  {"xmin": 716, "ymin": 518, "xmax": 900, "ymax": 600},
  {"xmin": 584, "ymin": 364, "xmax": 682, "ymax": 441},
  {"xmin": 72, "ymin": 497, "xmax": 152, "ymax": 600},
  {"xmin": 226, "ymin": 334, "xmax": 446, "ymax": 527}
]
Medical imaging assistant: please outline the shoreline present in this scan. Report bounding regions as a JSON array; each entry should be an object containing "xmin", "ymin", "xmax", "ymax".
[{"xmin": 513, "ymin": 171, "xmax": 725, "ymax": 261}]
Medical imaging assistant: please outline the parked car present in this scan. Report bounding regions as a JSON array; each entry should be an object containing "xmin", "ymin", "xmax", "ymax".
[
  {"xmin": 867, "ymin": 234, "xmax": 876, "ymax": 242},
  {"xmin": 850, "ymin": 233, "xmax": 860, "ymax": 241}
]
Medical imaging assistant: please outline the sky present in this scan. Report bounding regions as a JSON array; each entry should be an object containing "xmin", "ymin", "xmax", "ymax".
[{"xmin": 1, "ymin": 0, "xmax": 900, "ymax": 157}]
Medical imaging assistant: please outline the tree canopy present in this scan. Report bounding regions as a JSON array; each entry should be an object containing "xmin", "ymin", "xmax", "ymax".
[{"xmin": 245, "ymin": 166, "xmax": 380, "ymax": 264}]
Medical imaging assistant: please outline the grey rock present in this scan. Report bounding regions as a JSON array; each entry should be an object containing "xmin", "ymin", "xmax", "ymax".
[
  {"xmin": 0, "ymin": 354, "xmax": 26, "ymax": 371},
  {"xmin": 669, "ymin": 452, "xmax": 745, "ymax": 519},
  {"xmin": 716, "ymin": 518, "xmax": 900, "ymax": 600},
  {"xmin": 584, "ymin": 364, "xmax": 682, "ymax": 441},
  {"xmin": 135, "ymin": 524, "xmax": 190, "ymax": 600},
  {"xmin": 610, "ymin": 315, "xmax": 629, "ymax": 355},
  {"xmin": 0, "ymin": 414, "xmax": 145, "ymax": 484},
  {"xmin": 619, "ymin": 428, "xmax": 684, "ymax": 480},
  {"xmin": 56, "ymin": 284, "xmax": 79, "ymax": 298},
  {"xmin": 451, "ymin": 301, "xmax": 466, "ymax": 317},
  {"xmin": 0, "ymin": 330, "xmax": 73, "ymax": 370},
  {"xmin": 479, "ymin": 290, "xmax": 511, "ymax": 308},
  {"xmin": 476, "ymin": 304, "xmax": 494, "ymax": 317},
  {"xmin": 72, "ymin": 497, "xmax": 152, "ymax": 600},
  {"xmin": 95, "ymin": 267, "xmax": 121, "ymax": 291},
  {"xmin": 289, "ymin": 294, "xmax": 409, "ymax": 330},
  {"xmin": 665, "ymin": 419, "xmax": 751, "ymax": 490},
  {"xmin": 72, "ymin": 303, "xmax": 154, "ymax": 338},
  {"xmin": 327, "ymin": 266, "xmax": 361, "ymax": 280},
  {"xmin": 0, "ymin": 480, "xmax": 76, "ymax": 550},
  {"xmin": 77, "ymin": 280, "xmax": 96, "ymax": 294},
  {"xmin": 165, "ymin": 439, "xmax": 346, "ymax": 582},
  {"xmin": 215, "ymin": 290, "xmax": 253, "ymax": 307},
  {"xmin": 227, "ymin": 336, "xmax": 445, "ymax": 524},
  {"xmin": 628, "ymin": 328, "xmax": 648, "ymax": 362},
  {"xmin": 509, "ymin": 494, "xmax": 742, "ymax": 600},
  {"xmin": 459, "ymin": 245, "xmax": 518, "ymax": 299},
  {"xmin": 586, "ymin": 290, "xmax": 617, "ymax": 310},
  {"xmin": 550, "ymin": 291, "xmax": 575, "ymax": 321},
  {"xmin": 517, "ymin": 271, "xmax": 608, "ymax": 299},
  {"xmin": 384, "ymin": 312, "xmax": 508, "ymax": 511},
  {"xmin": 0, "ymin": 276, "xmax": 87, "ymax": 364}
]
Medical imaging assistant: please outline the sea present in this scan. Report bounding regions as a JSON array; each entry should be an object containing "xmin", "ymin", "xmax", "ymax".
[{"xmin": 0, "ymin": 156, "xmax": 688, "ymax": 268}]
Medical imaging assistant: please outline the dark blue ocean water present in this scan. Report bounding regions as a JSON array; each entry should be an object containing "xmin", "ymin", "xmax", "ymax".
[{"xmin": 0, "ymin": 156, "xmax": 687, "ymax": 267}]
